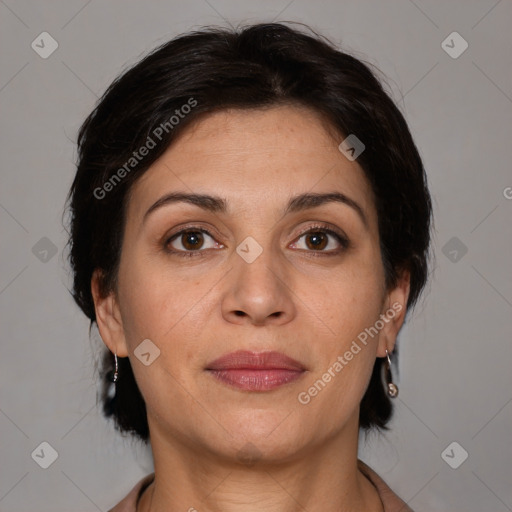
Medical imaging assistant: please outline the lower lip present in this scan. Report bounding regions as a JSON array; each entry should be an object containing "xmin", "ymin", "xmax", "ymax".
[{"xmin": 207, "ymin": 369, "xmax": 305, "ymax": 391}]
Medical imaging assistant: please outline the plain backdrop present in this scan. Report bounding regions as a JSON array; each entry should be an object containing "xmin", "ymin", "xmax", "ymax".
[{"xmin": 1, "ymin": 1, "xmax": 511, "ymax": 511}]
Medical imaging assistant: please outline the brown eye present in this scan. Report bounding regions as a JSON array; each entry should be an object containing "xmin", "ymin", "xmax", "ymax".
[
  {"xmin": 165, "ymin": 228, "xmax": 222, "ymax": 256},
  {"xmin": 180, "ymin": 231, "xmax": 204, "ymax": 250},
  {"xmin": 304, "ymin": 232, "xmax": 328, "ymax": 251},
  {"xmin": 291, "ymin": 226, "xmax": 349, "ymax": 255}
]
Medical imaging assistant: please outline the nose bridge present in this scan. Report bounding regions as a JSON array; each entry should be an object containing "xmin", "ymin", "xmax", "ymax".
[
  {"xmin": 221, "ymin": 231, "xmax": 295, "ymax": 325},
  {"xmin": 232, "ymin": 209, "xmax": 280, "ymax": 276},
  {"xmin": 236, "ymin": 234, "xmax": 281, "ymax": 287}
]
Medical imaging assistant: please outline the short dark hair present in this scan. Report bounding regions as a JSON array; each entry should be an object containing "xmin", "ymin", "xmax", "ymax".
[{"xmin": 66, "ymin": 22, "xmax": 433, "ymax": 442}]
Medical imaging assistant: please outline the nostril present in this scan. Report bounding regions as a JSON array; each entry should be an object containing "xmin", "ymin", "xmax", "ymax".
[{"xmin": 234, "ymin": 310, "xmax": 245, "ymax": 317}]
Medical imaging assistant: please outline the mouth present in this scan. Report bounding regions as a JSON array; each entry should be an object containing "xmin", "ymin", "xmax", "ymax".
[{"xmin": 205, "ymin": 350, "xmax": 307, "ymax": 391}]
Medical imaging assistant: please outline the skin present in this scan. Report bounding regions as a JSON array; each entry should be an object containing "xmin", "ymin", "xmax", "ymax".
[{"xmin": 92, "ymin": 104, "xmax": 410, "ymax": 512}]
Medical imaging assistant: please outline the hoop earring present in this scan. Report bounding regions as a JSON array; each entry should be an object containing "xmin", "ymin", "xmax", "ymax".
[
  {"xmin": 112, "ymin": 352, "xmax": 119, "ymax": 383},
  {"xmin": 385, "ymin": 349, "xmax": 398, "ymax": 398}
]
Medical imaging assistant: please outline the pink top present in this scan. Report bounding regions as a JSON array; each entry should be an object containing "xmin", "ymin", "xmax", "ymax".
[{"xmin": 108, "ymin": 460, "xmax": 413, "ymax": 512}]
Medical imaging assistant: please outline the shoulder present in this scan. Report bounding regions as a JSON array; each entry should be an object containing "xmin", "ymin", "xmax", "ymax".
[
  {"xmin": 357, "ymin": 459, "xmax": 414, "ymax": 512},
  {"xmin": 107, "ymin": 473, "xmax": 155, "ymax": 512}
]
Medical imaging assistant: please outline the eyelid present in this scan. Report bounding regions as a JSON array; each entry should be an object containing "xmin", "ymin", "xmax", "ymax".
[
  {"xmin": 294, "ymin": 222, "xmax": 348, "ymax": 241},
  {"xmin": 164, "ymin": 222, "xmax": 223, "ymax": 243}
]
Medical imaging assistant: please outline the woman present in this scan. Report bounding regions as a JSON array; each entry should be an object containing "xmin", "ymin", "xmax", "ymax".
[{"xmin": 66, "ymin": 22, "xmax": 433, "ymax": 511}]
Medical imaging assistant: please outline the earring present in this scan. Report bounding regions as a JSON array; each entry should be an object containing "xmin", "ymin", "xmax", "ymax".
[
  {"xmin": 107, "ymin": 352, "xmax": 119, "ymax": 400},
  {"xmin": 112, "ymin": 352, "xmax": 119, "ymax": 383},
  {"xmin": 385, "ymin": 349, "xmax": 398, "ymax": 398}
]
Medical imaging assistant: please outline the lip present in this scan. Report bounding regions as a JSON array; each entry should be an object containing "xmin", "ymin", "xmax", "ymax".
[{"xmin": 205, "ymin": 350, "xmax": 306, "ymax": 391}]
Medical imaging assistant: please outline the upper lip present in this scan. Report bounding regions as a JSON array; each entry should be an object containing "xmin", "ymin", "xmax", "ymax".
[{"xmin": 206, "ymin": 350, "xmax": 306, "ymax": 371}]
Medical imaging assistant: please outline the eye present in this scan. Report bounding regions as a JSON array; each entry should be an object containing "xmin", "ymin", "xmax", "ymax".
[
  {"xmin": 164, "ymin": 224, "xmax": 349, "ymax": 258},
  {"xmin": 165, "ymin": 228, "xmax": 223, "ymax": 257},
  {"xmin": 290, "ymin": 225, "xmax": 349, "ymax": 255}
]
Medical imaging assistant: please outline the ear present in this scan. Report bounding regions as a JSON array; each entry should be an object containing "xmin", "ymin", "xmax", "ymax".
[
  {"xmin": 91, "ymin": 269, "xmax": 129, "ymax": 357},
  {"xmin": 376, "ymin": 269, "xmax": 411, "ymax": 358}
]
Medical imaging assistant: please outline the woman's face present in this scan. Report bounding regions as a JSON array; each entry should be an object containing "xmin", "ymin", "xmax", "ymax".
[{"xmin": 93, "ymin": 104, "xmax": 409, "ymax": 462}]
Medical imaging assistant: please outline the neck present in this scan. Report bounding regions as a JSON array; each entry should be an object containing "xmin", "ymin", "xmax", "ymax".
[{"xmin": 137, "ymin": 414, "xmax": 383, "ymax": 512}]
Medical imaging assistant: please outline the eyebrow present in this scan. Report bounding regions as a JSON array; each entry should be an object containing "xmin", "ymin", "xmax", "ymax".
[{"xmin": 143, "ymin": 191, "xmax": 368, "ymax": 228}]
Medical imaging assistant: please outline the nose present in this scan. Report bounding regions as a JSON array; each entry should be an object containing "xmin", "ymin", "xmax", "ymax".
[{"xmin": 221, "ymin": 243, "xmax": 296, "ymax": 327}]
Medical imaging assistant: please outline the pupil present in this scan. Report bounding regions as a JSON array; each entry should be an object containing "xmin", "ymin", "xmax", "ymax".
[
  {"xmin": 307, "ymin": 232, "xmax": 326, "ymax": 250},
  {"xmin": 184, "ymin": 232, "xmax": 202, "ymax": 249}
]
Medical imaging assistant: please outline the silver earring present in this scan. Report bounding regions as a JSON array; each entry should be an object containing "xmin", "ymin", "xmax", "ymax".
[
  {"xmin": 113, "ymin": 352, "xmax": 119, "ymax": 383},
  {"xmin": 385, "ymin": 349, "xmax": 398, "ymax": 398}
]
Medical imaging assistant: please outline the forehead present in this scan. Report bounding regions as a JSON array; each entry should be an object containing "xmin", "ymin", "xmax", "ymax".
[{"xmin": 127, "ymin": 104, "xmax": 377, "ymax": 226}]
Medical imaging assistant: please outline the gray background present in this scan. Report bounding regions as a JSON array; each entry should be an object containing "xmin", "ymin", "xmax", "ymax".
[{"xmin": 1, "ymin": 1, "xmax": 511, "ymax": 510}]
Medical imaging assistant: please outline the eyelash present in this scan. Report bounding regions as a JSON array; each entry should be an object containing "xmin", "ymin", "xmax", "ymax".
[{"xmin": 164, "ymin": 224, "xmax": 350, "ymax": 259}]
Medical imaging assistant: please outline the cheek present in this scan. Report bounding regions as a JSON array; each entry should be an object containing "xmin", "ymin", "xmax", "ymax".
[
  {"xmin": 116, "ymin": 255, "xmax": 219, "ymax": 376},
  {"xmin": 297, "ymin": 286, "xmax": 381, "ymax": 430},
  {"xmin": 115, "ymin": 261, "xmax": 212, "ymax": 417},
  {"xmin": 305, "ymin": 251, "xmax": 385, "ymax": 348},
  {"xmin": 117, "ymin": 252, "xmax": 192, "ymax": 338},
  {"xmin": 298, "ymin": 352, "xmax": 376, "ymax": 438},
  {"xmin": 295, "ymin": 249, "xmax": 384, "ymax": 417}
]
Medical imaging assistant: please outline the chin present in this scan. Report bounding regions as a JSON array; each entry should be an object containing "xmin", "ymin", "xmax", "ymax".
[
  {"xmin": 219, "ymin": 414, "xmax": 309, "ymax": 461},
  {"xmin": 227, "ymin": 436, "xmax": 304, "ymax": 466}
]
